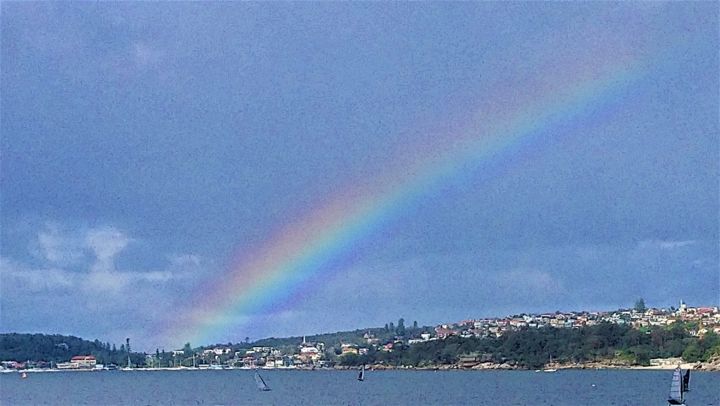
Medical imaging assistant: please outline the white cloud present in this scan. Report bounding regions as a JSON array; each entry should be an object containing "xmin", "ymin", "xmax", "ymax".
[
  {"xmin": 2, "ymin": 221, "xmax": 208, "ymax": 348},
  {"xmin": 85, "ymin": 270, "xmax": 130, "ymax": 292},
  {"xmin": 81, "ymin": 227, "xmax": 131, "ymax": 292},
  {"xmin": 638, "ymin": 240, "xmax": 697, "ymax": 250},
  {"xmin": 657, "ymin": 240, "xmax": 696, "ymax": 249},
  {"xmin": 85, "ymin": 227, "xmax": 131, "ymax": 265},
  {"xmin": 6, "ymin": 223, "xmax": 196, "ymax": 295},
  {"xmin": 0, "ymin": 257, "xmax": 75, "ymax": 293},
  {"xmin": 33, "ymin": 223, "xmax": 84, "ymax": 265},
  {"xmin": 82, "ymin": 269, "xmax": 175, "ymax": 294}
]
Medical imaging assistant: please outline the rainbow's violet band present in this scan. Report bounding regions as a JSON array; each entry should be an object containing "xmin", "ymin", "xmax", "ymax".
[{"xmin": 169, "ymin": 52, "xmax": 651, "ymax": 346}]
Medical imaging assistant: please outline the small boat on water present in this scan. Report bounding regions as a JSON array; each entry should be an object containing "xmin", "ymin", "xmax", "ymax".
[
  {"xmin": 254, "ymin": 369, "xmax": 271, "ymax": 391},
  {"xmin": 543, "ymin": 355, "xmax": 557, "ymax": 372},
  {"xmin": 668, "ymin": 366, "xmax": 689, "ymax": 405},
  {"xmin": 20, "ymin": 372, "xmax": 28, "ymax": 379},
  {"xmin": 357, "ymin": 364, "xmax": 365, "ymax": 381}
]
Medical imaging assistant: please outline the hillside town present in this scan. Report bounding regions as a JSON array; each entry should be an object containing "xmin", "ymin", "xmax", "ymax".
[
  {"xmin": 3, "ymin": 300, "xmax": 717, "ymax": 372},
  {"xmin": 434, "ymin": 300, "xmax": 720, "ymax": 341},
  {"xmin": 189, "ymin": 301, "xmax": 720, "ymax": 369}
]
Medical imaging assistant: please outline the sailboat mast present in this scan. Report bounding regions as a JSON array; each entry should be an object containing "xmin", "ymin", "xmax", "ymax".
[
  {"xmin": 254, "ymin": 369, "xmax": 271, "ymax": 391},
  {"xmin": 126, "ymin": 338, "xmax": 131, "ymax": 369}
]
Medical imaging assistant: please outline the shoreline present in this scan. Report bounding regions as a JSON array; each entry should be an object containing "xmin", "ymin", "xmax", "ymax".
[{"xmin": 3, "ymin": 361, "xmax": 718, "ymax": 373}]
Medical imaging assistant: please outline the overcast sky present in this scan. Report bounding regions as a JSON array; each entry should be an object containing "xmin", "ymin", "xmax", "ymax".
[{"xmin": 1, "ymin": 3, "xmax": 717, "ymax": 350}]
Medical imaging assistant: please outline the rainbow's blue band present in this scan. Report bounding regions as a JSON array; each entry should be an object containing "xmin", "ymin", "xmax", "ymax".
[{"xmin": 166, "ymin": 42, "xmax": 661, "ymax": 347}]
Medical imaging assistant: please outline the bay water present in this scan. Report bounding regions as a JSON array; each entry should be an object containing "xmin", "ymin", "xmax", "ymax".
[{"xmin": 1, "ymin": 369, "xmax": 719, "ymax": 405}]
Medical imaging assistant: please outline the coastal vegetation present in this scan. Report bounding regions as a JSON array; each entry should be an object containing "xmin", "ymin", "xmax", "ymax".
[
  {"xmin": 2, "ymin": 321, "xmax": 719, "ymax": 370},
  {"xmin": 0, "ymin": 333, "xmax": 145, "ymax": 367},
  {"xmin": 336, "ymin": 322, "xmax": 720, "ymax": 369},
  {"xmin": 252, "ymin": 320, "xmax": 424, "ymax": 350}
]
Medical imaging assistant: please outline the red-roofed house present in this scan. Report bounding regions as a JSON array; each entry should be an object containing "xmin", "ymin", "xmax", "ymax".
[
  {"xmin": 70, "ymin": 356, "xmax": 97, "ymax": 369},
  {"xmin": 435, "ymin": 327, "xmax": 455, "ymax": 339}
]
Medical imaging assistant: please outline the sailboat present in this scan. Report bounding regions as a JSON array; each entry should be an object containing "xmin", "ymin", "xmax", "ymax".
[
  {"xmin": 254, "ymin": 369, "xmax": 271, "ymax": 391},
  {"xmin": 668, "ymin": 367, "xmax": 686, "ymax": 405},
  {"xmin": 357, "ymin": 364, "xmax": 365, "ymax": 381},
  {"xmin": 543, "ymin": 355, "xmax": 557, "ymax": 372},
  {"xmin": 682, "ymin": 369, "xmax": 690, "ymax": 392},
  {"xmin": 20, "ymin": 372, "xmax": 28, "ymax": 379}
]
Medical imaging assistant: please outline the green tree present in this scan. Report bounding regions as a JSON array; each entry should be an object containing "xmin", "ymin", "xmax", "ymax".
[
  {"xmin": 183, "ymin": 342, "xmax": 193, "ymax": 357},
  {"xmin": 699, "ymin": 331, "xmax": 720, "ymax": 361},
  {"xmin": 397, "ymin": 318, "xmax": 406, "ymax": 336},
  {"xmin": 339, "ymin": 353, "xmax": 359, "ymax": 366},
  {"xmin": 634, "ymin": 298, "xmax": 647, "ymax": 313},
  {"xmin": 632, "ymin": 346, "xmax": 651, "ymax": 365},
  {"xmin": 682, "ymin": 342, "xmax": 703, "ymax": 362},
  {"xmin": 705, "ymin": 343, "xmax": 720, "ymax": 361}
]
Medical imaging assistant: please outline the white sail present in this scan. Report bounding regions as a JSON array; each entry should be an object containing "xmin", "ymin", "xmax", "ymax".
[{"xmin": 668, "ymin": 368, "xmax": 683, "ymax": 404}]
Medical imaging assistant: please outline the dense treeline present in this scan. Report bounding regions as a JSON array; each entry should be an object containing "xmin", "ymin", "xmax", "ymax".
[
  {"xmin": 339, "ymin": 322, "xmax": 720, "ymax": 369},
  {"xmin": 252, "ymin": 320, "xmax": 427, "ymax": 350},
  {"xmin": 0, "ymin": 333, "xmax": 146, "ymax": 366}
]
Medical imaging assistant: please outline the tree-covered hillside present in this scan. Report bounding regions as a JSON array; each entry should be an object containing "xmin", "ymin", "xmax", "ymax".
[
  {"xmin": 252, "ymin": 322, "xmax": 428, "ymax": 349},
  {"xmin": 338, "ymin": 322, "xmax": 720, "ymax": 369},
  {"xmin": 0, "ymin": 333, "xmax": 146, "ymax": 366},
  {"xmin": 3, "ymin": 320, "xmax": 719, "ymax": 370}
]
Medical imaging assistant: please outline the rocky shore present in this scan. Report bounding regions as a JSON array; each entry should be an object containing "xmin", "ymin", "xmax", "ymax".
[
  {"xmin": 7, "ymin": 360, "xmax": 720, "ymax": 373},
  {"xmin": 337, "ymin": 357, "xmax": 720, "ymax": 372}
]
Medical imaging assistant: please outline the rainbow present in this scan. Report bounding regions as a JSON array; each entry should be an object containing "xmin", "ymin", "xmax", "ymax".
[{"xmin": 168, "ymin": 48, "xmax": 657, "ymax": 346}]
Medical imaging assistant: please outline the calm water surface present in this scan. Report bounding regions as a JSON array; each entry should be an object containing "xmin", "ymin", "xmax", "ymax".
[{"xmin": 1, "ymin": 369, "xmax": 719, "ymax": 405}]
